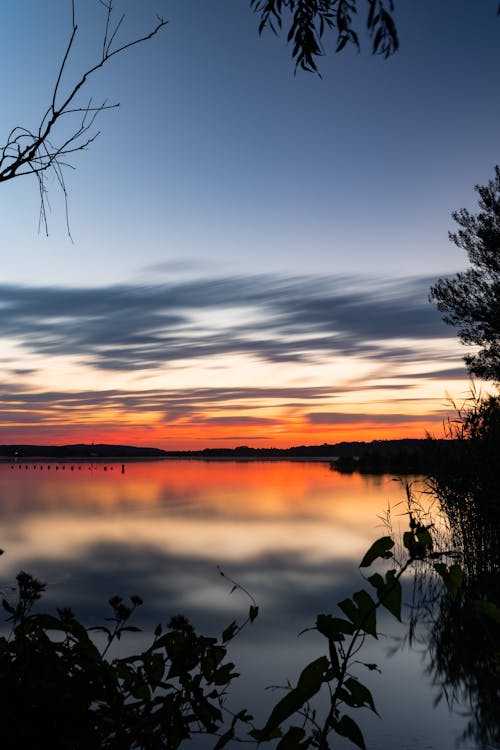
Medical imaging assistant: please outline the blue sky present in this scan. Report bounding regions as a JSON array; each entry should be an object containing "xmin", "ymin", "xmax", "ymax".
[{"xmin": 0, "ymin": 0, "xmax": 499, "ymax": 447}]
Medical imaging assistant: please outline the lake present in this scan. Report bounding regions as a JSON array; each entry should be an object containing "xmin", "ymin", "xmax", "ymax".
[{"xmin": 0, "ymin": 460, "xmax": 486, "ymax": 749}]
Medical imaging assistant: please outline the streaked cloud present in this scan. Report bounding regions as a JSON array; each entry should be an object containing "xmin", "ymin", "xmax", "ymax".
[
  {"xmin": 0, "ymin": 273, "xmax": 456, "ymax": 374},
  {"xmin": 0, "ymin": 272, "xmax": 469, "ymax": 447},
  {"xmin": 307, "ymin": 412, "xmax": 446, "ymax": 425}
]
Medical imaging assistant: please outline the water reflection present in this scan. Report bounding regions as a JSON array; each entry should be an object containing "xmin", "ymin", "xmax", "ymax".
[
  {"xmin": 0, "ymin": 461, "xmax": 395, "ymax": 570},
  {"xmin": 426, "ymin": 480, "xmax": 500, "ymax": 748},
  {"xmin": 0, "ymin": 461, "xmax": 477, "ymax": 749}
]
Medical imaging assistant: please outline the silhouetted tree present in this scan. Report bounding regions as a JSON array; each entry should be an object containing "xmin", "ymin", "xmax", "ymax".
[
  {"xmin": 0, "ymin": 1, "xmax": 166, "ymax": 236},
  {"xmin": 250, "ymin": 0, "xmax": 399, "ymax": 73},
  {"xmin": 429, "ymin": 166, "xmax": 500, "ymax": 381}
]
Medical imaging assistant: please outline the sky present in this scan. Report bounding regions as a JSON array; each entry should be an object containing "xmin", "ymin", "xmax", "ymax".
[{"xmin": 1, "ymin": 0, "xmax": 499, "ymax": 449}]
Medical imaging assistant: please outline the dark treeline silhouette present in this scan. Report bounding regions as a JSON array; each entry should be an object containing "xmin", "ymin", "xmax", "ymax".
[
  {"xmin": 0, "ymin": 444, "xmax": 166, "ymax": 459},
  {"xmin": 0, "ymin": 438, "xmax": 450, "ymax": 474}
]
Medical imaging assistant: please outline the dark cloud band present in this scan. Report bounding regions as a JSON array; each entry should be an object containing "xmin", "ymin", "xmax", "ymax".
[{"xmin": 0, "ymin": 273, "xmax": 455, "ymax": 373}]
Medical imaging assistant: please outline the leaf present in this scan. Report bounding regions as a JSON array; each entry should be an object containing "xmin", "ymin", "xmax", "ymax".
[
  {"xmin": 212, "ymin": 662, "xmax": 238, "ymax": 686},
  {"xmin": 368, "ymin": 570, "xmax": 401, "ymax": 621},
  {"xmin": 222, "ymin": 621, "xmax": 238, "ymax": 643},
  {"xmin": 381, "ymin": 570, "xmax": 402, "ymax": 621},
  {"xmin": 434, "ymin": 563, "xmax": 464, "ymax": 600},
  {"xmin": 316, "ymin": 614, "xmax": 355, "ymax": 641},
  {"xmin": 353, "ymin": 590, "xmax": 377, "ymax": 638},
  {"xmin": 331, "ymin": 714, "xmax": 366, "ymax": 750},
  {"xmin": 336, "ymin": 34, "xmax": 349, "ymax": 53},
  {"xmin": 256, "ymin": 657, "xmax": 329, "ymax": 739},
  {"xmin": 130, "ymin": 680, "xmax": 151, "ymax": 701},
  {"xmin": 402, "ymin": 531, "xmax": 414, "ymax": 553},
  {"xmin": 338, "ymin": 597, "xmax": 358, "ymax": 625},
  {"xmin": 343, "ymin": 677, "xmax": 379, "ymax": 715},
  {"xmin": 359, "ymin": 536, "xmax": 394, "ymax": 567},
  {"xmin": 367, "ymin": 572, "xmax": 384, "ymax": 589},
  {"xmin": 276, "ymin": 726, "xmax": 308, "ymax": 749},
  {"xmin": 415, "ymin": 525, "xmax": 433, "ymax": 551},
  {"xmin": 359, "ymin": 661, "xmax": 380, "ymax": 673},
  {"xmin": 33, "ymin": 614, "xmax": 67, "ymax": 631},
  {"xmin": 338, "ymin": 591, "xmax": 377, "ymax": 638}
]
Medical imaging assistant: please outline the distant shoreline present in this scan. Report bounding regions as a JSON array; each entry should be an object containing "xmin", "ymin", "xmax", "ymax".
[
  {"xmin": 0, "ymin": 455, "xmax": 339, "ymax": 464},
  {"xmin": 0, "ymin": 438, "xmax": 441, "ymax": 458},
  {"xmin": 0, "ymin": 439, "xmax": 450, "ymax": 474}
]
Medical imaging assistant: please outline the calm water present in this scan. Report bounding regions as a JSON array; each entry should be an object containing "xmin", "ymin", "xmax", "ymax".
[{"xmin": 0, "ymin": 460, "xmax": 485, "ymax": 749}]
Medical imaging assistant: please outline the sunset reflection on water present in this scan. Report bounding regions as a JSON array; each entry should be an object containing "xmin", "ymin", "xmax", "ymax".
[
  {"xmin": 0, "ymin": 460, "xmax": 471, "ymax": 749},
  {"xmin": 0, "ymin": 460, "xmax": 407, "ymax": 573}
]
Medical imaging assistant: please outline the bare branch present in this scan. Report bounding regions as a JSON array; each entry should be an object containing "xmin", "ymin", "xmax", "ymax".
[{"xmin": 0, "ymin": 0, "xmax": 167, "ymax": 235}]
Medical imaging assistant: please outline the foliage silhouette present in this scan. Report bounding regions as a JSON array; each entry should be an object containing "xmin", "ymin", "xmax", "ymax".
[
  {"xmin": 251, "ymin": 1, "xmax": 500, "ymax": 75},
  {"xmin": 0, "ymin": 506, "xmax": 469, "ymax": 749},
  {"xmin": 0, "ymin": 561, "xmax": 256, "ymax": 749},
  {"xmin": 250, "ymin": 0, "xmax": 399, "ymax": 74},
  {"xmin": 430, "ymin": 166, "xmax": 500, "ymax": 381}
]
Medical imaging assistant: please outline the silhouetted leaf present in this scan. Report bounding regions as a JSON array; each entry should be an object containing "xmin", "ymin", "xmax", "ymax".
[
  {"xmin": 343, "ymin": 677, "xmax": 378, "ymax": 715},
  {"xmin": 338, "ymin": 591, "xmax": 377, "ymax": 637},
  {"xmin": 359, "ymin": 661, "xmax": 380, "ymax": 672},
  {"xmin": 403, "ymin": 531, "xmax": 414, "ymax": 553},
  {"xmin": 33, "ymin": 614, "xmax": 67, "ymax": 631},
  {"xmin": 338, "ymin": 597, "xmax": 358, "ymax": 625},
  {"xmin": 222, "ymin": 621, "xmax": 238, "ymax": 643},
  {"xmin": 277, "ymin": 725, "xmax": 308, "ymax": 748},
  {"xmin": 368, "ymin": 570, "xmax": 401, "ymax": 621},
  {"xmin": 316, "ymin": 614, "xmax": 355, "ymax": 641},
  {"xmin": 331, "ymin": 714, "xmax": 366, "ymax": 750},
  {"xmin": 353, "ymin": 590, "xmax": 377, "ymax": 638},
  {"xmin": 212, "ymin": 662, "xmax": 238, "ymax": 685},
  {"xmin": 434, "ymin": 562, "xmax": 464, "ymax": 600},
  {"xmin": 382, "ymin": 570, "xmax": 401, "ymax": 620},
  {"xmin": 415, "ymin": 525, "xmax": 433, "ymax": 551},
  {"xmin": 359, "ymin": 536, "xmax": 394, "ymax": 567},
  {"xmin": 256, "ymin": 656, "xmax": 329, "ymax": 738},
  {"xmin": 336, "ymin": 35, "xmax": 349, "ymax": 52}
]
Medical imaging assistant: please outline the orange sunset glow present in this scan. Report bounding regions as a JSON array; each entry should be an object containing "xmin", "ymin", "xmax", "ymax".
[
  {"xmin": 0, "ymin": 460, "xmax": 414, "ymax": 566},
  {"xmin": 0, "ymin": 337, "xmax": 468, "ymax": 449},
  {"xmin": 0, "ymin": 389, "xmax": 461, "ymax": 449},
  {"xmin": 0, "ymin": 0, "xmax": 487, "ymax": 453}
]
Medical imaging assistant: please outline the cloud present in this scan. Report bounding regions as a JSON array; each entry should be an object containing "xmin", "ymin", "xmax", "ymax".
[
  {"xmin": 198, "ymin": 416, "xmax": 278, "ymax": 425},
  {"xmin": 306, "ymin": 412, "xmax": 446, "ymax": 425},
  {"xmin": 0, "ymin": 385, "xmax": 343, "ymax": 428},
  {"xmin": 0, "ymin": 273, "xmax": 457, "ymax": 374}
]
